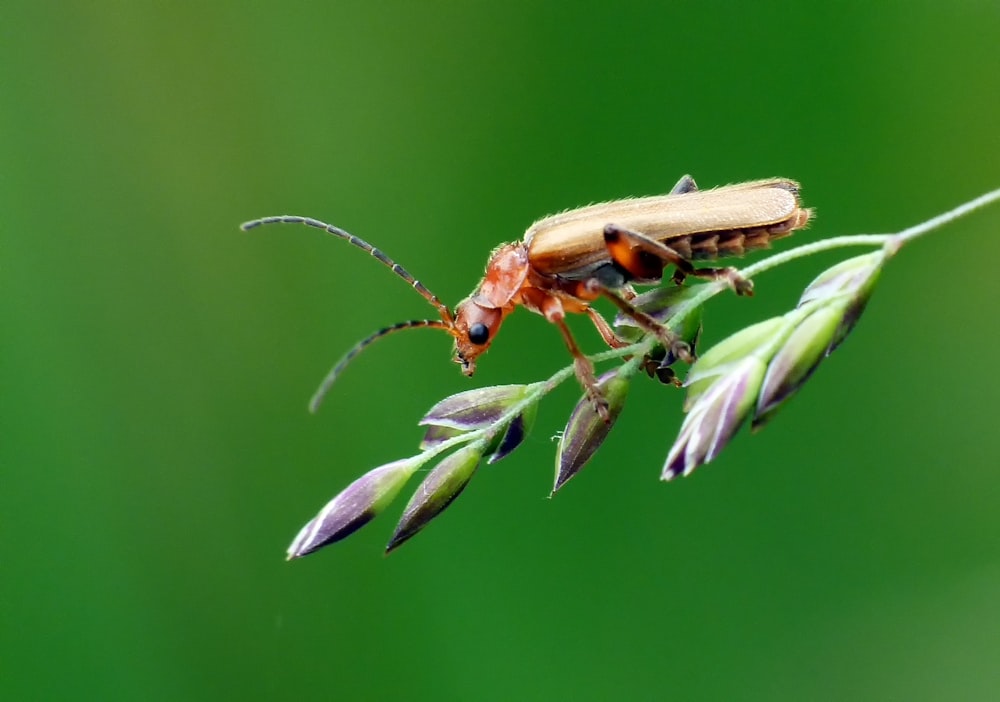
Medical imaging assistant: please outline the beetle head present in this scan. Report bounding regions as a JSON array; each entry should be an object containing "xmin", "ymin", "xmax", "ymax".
[
  {"xmin": 449, "ymin": 242, "xmax": 528, "ymax": 376},
  {"xmin": 451, "ymin": 296, "xmax": 508, "ymax": 376}
]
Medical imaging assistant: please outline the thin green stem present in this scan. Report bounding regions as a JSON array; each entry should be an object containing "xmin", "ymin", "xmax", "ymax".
[
  {"xmin": 740, "ymin": 234, "xmax": 892, "ymax": 277},
  {"xmin": 669, "ymin": 187, "xmax": 1000, "ymax": 330},
  {"xmin": 665, "ymin": 234, "xmax": 891, "ymax": 333},
  {"xmin": 891, "ymin": 186, "xmax": 1000, "ymax": 248},
  {"xmin": 417, "ymin": 187, "xmax": 1000, "ymax": 457},
  {"xmin": 413, "ymin": 341, "xmax": 659, "ymax": 465}
]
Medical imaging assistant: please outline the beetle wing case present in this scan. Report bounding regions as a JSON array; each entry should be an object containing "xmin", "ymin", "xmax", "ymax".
[{"xmin": 525, "ymin": 179, "xmax": 808, "ymax": 276}]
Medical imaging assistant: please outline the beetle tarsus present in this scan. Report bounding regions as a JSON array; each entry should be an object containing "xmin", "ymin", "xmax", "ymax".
[
  {"xmin": 574, "ymin": 355, "xmax": 611, "ymax": 422},
  {"xmin": 722, "ymin": 267, "xmax": 754, "ymax": 296},
  {"xmin": 667, "ymin": 336, "xmax": 694, "ymax": 364},
  {"xmin": 642, "ymin": 356, "xmax": 684, "ymax": 387}
]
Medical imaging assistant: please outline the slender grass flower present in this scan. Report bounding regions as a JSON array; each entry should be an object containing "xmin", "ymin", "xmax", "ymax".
[{"xmin": 277, "ymin": 188, "xmax": 1000, "ymax": 556}]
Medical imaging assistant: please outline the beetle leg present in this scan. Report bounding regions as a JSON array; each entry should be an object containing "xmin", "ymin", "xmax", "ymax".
[
  {"xmin": 585, "ymin": 280, "xmax": 694, "ymax": 364},
  {"xmin": 669, "ymin": 174, "xmax": 699, "ymax": 194},
  {"xmin": 603, "ymin": 224, "xmax": 754, "ymax": 296},
  {"xmin": 539, "ymin": 298, "xmax": 609, "ymax": 421},
  {"xmin": 585, "ymin": 307, "xmax": 630, "ymax": 349},
  {"xmin": 554, "ymin": 317, "xmax": 611, "ymax": 421},
  {"xmin": 587, "ymin": 305, "xmax": 685, "ymax": 383}
]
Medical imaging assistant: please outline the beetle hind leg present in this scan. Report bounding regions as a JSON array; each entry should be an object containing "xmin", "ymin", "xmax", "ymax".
[
  {"xmin": 671, "ymin": 264, "xmax": 754, "ymax": 295},
  {"xmin": 603, "ymin": 224, "xmax": 754, "ymax": 296}
]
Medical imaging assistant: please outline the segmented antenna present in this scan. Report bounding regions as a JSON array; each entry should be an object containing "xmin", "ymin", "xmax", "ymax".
[
  {"xmin": 308, "ymin": 319, "xmax": 451, "ymax": 413},
  {"xmin": 242, "ymin": 215, "xmax": 460, "ymax": 412},
  {"xmin": 240, "ymin": 215, "xmax": 454, "ymax": 324}
]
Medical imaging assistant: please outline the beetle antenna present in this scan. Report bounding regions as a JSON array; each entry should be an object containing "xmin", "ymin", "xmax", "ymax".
[
  {"xmin": 241, "ymin": 215, "xmax": 455, "ymax": 325},
  {"xmin": 308, "ymin": 319, "xmax": 455, "ymax": 413}
]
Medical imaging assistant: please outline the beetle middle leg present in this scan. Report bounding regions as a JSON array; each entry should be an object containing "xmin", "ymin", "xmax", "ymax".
[
  {"xmin": 583, "ymin": 280, "xmax": 695, "ymax": 365},
  {"xmin": 584, "ymin": 307, "xmax": 630, "ymax": 349},
  {"xmin": 585, "ymin": 304, "xmax": 683, "ymax": 386},
  {"xmin": 603, "ymin": 224, "xmax": 754, "ymax": 295}
]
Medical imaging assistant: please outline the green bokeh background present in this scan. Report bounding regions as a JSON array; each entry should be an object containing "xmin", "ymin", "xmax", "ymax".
[{"xmin": 4, "ymin": 3, "xmax": 1000, "ymax": 700}]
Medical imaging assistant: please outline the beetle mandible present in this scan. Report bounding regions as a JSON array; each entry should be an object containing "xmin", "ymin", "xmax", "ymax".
[{"xmin": 242, "ymin": 175, "xmax": 812, "ymax": 418}]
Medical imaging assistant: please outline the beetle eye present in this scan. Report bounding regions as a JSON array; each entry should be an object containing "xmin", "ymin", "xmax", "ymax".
[{"xmin": 468, "ymin": 323, "xmax": 490, "ymax": 345}]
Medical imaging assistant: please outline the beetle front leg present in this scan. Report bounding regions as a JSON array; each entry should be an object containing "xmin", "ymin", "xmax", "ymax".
[{"xmin": 539, "ymin": 299, "xmax": 610, "ymax": 421}]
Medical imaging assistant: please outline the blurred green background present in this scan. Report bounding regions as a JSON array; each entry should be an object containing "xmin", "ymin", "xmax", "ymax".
[{"xmin": 4, "ymin": 2, "xmax": 1000, "ymax": 700}]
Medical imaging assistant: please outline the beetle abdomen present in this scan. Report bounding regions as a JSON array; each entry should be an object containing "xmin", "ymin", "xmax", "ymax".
[{"xmin": 679, "ymin": 211, "xmax": 811, "ymax": 260}]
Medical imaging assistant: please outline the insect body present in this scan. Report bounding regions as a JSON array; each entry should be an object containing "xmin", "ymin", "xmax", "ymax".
[{"xmin": 242, "ymin": 175, "xmax": 811, "ymax": 417}]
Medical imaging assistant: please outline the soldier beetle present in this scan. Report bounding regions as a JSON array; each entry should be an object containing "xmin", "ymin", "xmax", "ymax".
[{"xmin": 242, "ymin": 175, "xmax": 811, "ymax": 418}]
